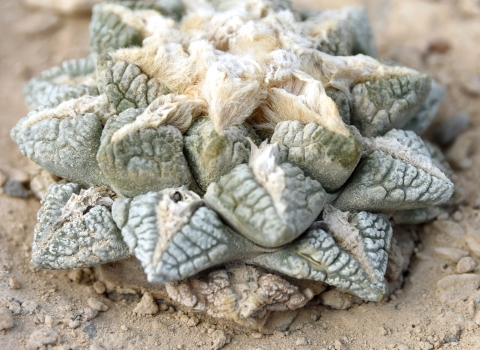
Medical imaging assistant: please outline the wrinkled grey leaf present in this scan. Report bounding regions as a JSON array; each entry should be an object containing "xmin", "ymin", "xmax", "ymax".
[
  {"xmin": 32, "ymin": 183, "xmax": 130, "ymax": 269},
  {"xmin": 24, "ymin": 57, "xmax": 98, "ymax": 110},
  {"xmin": 271, "ymin": 120, "xmax": 363, "ymax": 192},
  {"xmin": 97, "ymin": 54, "xmax": 168, "ymax": 114},
  {"xmin": 184, "ymin": 118, "xmax": 260, "ymax": 193},
  {"xmin": 90, "ymin": 3, "xmax": 146, "ymax": 54},
  {"xmin": 97, "ymin": 108, "xmax": 196, "ymax": 197},
  {"xmin": 112, "ymin": 188, "xmax": 260, "ymax": 282},
  {"xmin": 251, "ymin": 215, "xmax": 391, "ymax": 301},
  {"xmin": 204, "ymin": 145, "xmax": 327, "ymax": 247},
  {"xmin": 11, "ymin": 97, "xmax": 110, "ymax": 186},
  {"xmin": 351, "ymin": 72, "xmax": 431, "ymax": 137},
  {"xmin": 334, "ymin": 129, "xmax": 454, "ymax": 211}
]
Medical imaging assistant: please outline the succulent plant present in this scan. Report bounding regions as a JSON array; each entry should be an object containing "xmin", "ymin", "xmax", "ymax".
[{"xmin": 12, "ymin": 0, "xmax": 454, "ymax": 324}]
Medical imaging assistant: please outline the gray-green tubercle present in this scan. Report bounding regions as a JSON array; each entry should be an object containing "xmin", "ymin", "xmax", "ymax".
[{"xmin": 11, "ymin": 0, "xmax": 455, "ymax": 314}]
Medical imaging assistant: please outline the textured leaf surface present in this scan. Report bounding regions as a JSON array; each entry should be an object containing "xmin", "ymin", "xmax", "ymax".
[
  {"xmin": 97, "ymin": 54, "xmax": 167, "ymax": 114},
  {"xmin": 252, "ymin": 211, "xmax": 393, "ymax": 301},
  {"xmin": 305, "ymin": 16, "xmax": 353, "ymax": 56},
  {"xmin": 351, "ymin": 72, "xmax": 431, "ymax": 137},
  {"xmin": 271, "ymin": 120, "xmax": 362, "ymax": 192},
  {"xmin": 89, "ymin": 3, "xmax": 145, "ymax": 54},
  {"xmin": 24, "ymin": 57, "xmax": 98, "ymax": 110},
  {"xmin": 97, "ymin": 108, "xmax": 195, "ymax": 197},
  {"xmin": 204, "ymin": 162, "xmax": 326, "ymax": 248},
  {"xmin": 32, "ymin": 184, "xmax": 130, "ymax": 269},
  {"xmin": 11, "ymin": 101, "xmax": 107, "ymax": 186},
  {"xmin": 322, "ymin": 206, "xmax": 392, "ymax": 285},
  {"xmin": 184, "ymin": 118, "xmax": 259, "ymax": 192},
  {"xmin": 112, "ymin": 189, "xmax": 258, "ymax": 283},
  {"xmin": 334, "ymin": 129, "xmax": 454, "ymax": 211}
]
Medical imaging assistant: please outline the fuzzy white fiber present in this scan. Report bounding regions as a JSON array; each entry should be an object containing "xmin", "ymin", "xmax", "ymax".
[
  {"xmin": 107, "ymin": 0, "xmax": 416, "ymax": 133},
  {"xmin": 24, "ymin": 95, "xmax": 114, "ymax": 127}
]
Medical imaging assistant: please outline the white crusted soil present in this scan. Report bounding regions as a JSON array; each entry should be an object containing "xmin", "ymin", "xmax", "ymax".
[{"xmin": 2, "ymin": 0, "xmax": 480, "ymax": 349}]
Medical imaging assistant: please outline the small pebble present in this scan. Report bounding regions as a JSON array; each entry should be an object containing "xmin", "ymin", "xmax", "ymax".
[
  {"xmin": 92, "ymin": 281, "xmax": 106, "ymax": 294},
  {"xmin": 90, "ymin": 344, "xmax": 106, "ymax": 350},
  {"xmin": 67, "ymin": 270, "xmax": 83, "ymax": 283},
  {"xmin": 0, "ymin": 307, "xmax": 14, "ymax": 331},
  {"xmin": 320, "ymin": 289, "xmax": 354, "ymax": 309},
  {"xmin": 187, "ymin": 317, "xmax": 199, "ymax": 327},
  {"xmin": 82, "ymin": 307, "xmax": 98, "ymax": 321},
  {"xmin": 251, "ymin": 332, "xmax": 263, "ymax": 339},
  {"xmin": 211, "ymin": 330, "xmax": 229, "ymax": 350},
  {"xmin": 8, "ymin": 277, "xmax": 21, "ymax": 290},
  {"xmin": 21, "ymin": 301, "xmax": 38, "ymax": 314},
  {"xmin": 26, "ymin": 328, "xmax": 59, "ymax": 350},
  {"xmin": 132, "ymin": 292, "xmax": 159, "ymax": 315},
  {"xmin": 68, "ymin": 319, "xmax": 80, "ymax": 329},
  {"xmin": 30, "ymin": 170, "xmax": 58, "ymax": 200},
  {"xmin": 456, "ymin": 257, "xmax": 476, "ymax": 273},
  {"xmin": 437, "ymin": 274, "xmax": 480, "ymax": 303},
  {"xmin": 120, "ymin": 324, "xmax": 128, "ymax": 332},
  {"xmin": 83, "ymin": 322, "xmax": 97, "ymax": 339},
  {"xmin": 44, "ymin": 315, "xmax": 54, "ymax": 327},
  {"xmin": 437, "ymin": 212, "xmax": 450, "ymax": 221},
  {"xmin": 434, "ymin": 247, "xmax": 469, "ymax": 263},
  {"xmin": 160, "ymin": 303, "xmax": 169, "ymax": 312},
  {"xmin": 444, "ymin": 324, "xmax": 461, "ymax": 343},
  {"xmin": 334, "ymin": 339, "xmax": 348, "ymax": 350},
  {"xmin": 4, "ymin": 179, "xmax": 29, "ymax": 198},
  {"xmin": 8, "ymin": 301, "xmax": 21, "ymax": 315},
  {"xmin": 452, "ymin": 210, "xmax": 464, "ymax": 222},
  {"xmin": 87, "ymin": 298, "xmax": 108, "ymax": 312},
  {"xmin": 462, "ymin": 75, "xmax": 480, "ymax": 96},
  {"xmin": 296, "ymin": 337, "xmax": 308, "ymax": 346}
]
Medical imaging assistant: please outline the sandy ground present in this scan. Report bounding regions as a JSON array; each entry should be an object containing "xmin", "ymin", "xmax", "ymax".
[{"xmin": 1, "ymin": 0, "xmax": 480, "ymax": 349}]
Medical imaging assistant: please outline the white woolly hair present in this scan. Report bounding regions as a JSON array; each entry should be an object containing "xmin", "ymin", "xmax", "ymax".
[
  {"xmin": 248, "ymin": 140, "xmax": 286, "ymax": 215},
  {"xmin": 103, "ymin": 0, "xmax": 426, "ymax": 140},
  {"xmin": 299, "ymin": 50, "xmax": 418, "ymax": 96},
  {"xmin": 257, "ymin": 71, "xmax": 349, "ymax": 135},
  {"xmin": 24, "ymin": 95, "xmax": 114, "ymax": 127},
  {"xmin": 111, "ymin": 94, "xmax": 207, "ymax": 143},
  {"xmin": 114, "ymin": 40, "xmax": 219, "ymax": 98},
  {"xmin": 193, "ymin": 10, "xmax": 249, "ymax": 51},
  {"xmin": 228, "ymin": 20, "xmax": 280, "ymax": 63},
  {"xmin": 202, "ymin": 53, "xmax": 266, "ymax": 134},
  {"xmin": 264, "ymin": 49, "xmax": 300, "ymax": 85}
]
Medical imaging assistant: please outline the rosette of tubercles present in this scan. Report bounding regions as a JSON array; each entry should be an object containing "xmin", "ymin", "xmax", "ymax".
[{"xmin": 11, "ymin": 0, "xmax": 455, "ymax": 321}]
